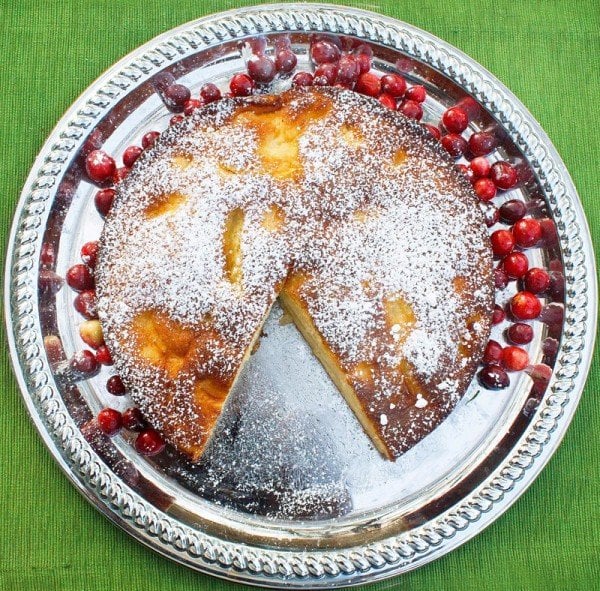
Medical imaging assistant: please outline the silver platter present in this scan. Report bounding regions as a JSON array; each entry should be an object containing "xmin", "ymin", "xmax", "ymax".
[{"xmin": 4, "ymin": 4, "xmax": 596, "ymax": 588}]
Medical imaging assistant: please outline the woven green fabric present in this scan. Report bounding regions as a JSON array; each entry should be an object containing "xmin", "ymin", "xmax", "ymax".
[{"xmin": 1, "ymin": 1, "xmax": 598, "ymax": 589}]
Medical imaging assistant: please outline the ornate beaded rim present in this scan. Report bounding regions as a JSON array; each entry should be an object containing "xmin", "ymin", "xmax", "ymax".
[{"xmin": 5, "ymin": 4, "xmax": 596, "ymax": 587}]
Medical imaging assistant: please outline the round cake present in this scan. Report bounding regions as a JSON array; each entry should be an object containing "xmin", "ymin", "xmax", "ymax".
[{"xmin": 96, "ymin": 87, "xmax": 494, "ymax": 461}]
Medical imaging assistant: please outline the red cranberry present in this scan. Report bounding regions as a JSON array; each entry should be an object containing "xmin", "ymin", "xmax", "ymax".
[
  {"xmin": 478, "ymin": 364, "xmax": 510, "ymax": 390},
  {"xmin": 490, "ymin": 229, "xmax": 515, "ymax": 258},
  {"xmin": 492, "ymin": 304, "xmax": 506, "ymax": 325},
  {"xmin": 335, "ymin": 55, "xmax": 358, "ymax": 86},
  {"xmin": 74, "ymin": 290, "xmax": 97, "ymax": 319},
  {"xmin": 539, "ymin": 217, "xmax": 558, "ymax": 247},
  {"xmin": 38, "ymin": 269, "xmax": 64, "ymax": 295},
  {"xmin": 548, "ymin": 270, "xmax": 565, "ymax": 300},
  {"xmin": 499, "ymin": 199, "xmax": 527, "ymax": 224},
  {"xmin": 94, "ymin": 188, "xmax": 115, "ymax": 218},
  {"xmin": 122, "ymin": 407, "xmax": 147, "ymax": 432},
  {"xmin": 152, "ymin": 71, "xmax": 175, "ymax": 93},
  {"xmin": 97, "ymin": 408, "xmax": 122, "ymax": 436},
  {"xmin": 353, "ymin": 42, "xmax": 372, "ymax": 57},
  {"xmin": 162, "ymin": 83, "xmax": 191, "ymax": 112},
  {"xmin": 112, "ymin": 166, "xmax": 129, "ymax": 184},
  {"xmin": 170, "ymin": 114, "xmax": 184, "ymax": 126},
  {"xmin": 380, "ymin": 73, "xmax": 407, "ymax": 97},
  {"xmin": 200, "ymin": 83, "xmax": 221, "ymax": 103},
  {"xmin": 501, "ymin": 346, "xmax": 529, "ymax": 371},
  {"xmin": 378, "ymin": 93, "xmax": 396, "ymax": 110},
  {"xmin": 229, "ymin": 73, "xmax": 255, "ymax": 97},
  {"xmin": 275, "ymin": 49, "xmax": 297, "ymax": 74},
  {"xmin": 141, "ymin": 131, "xmax": 160, "ymax": 150},
  {"xmin": 247, "ymin": 36, "xmax": 267, "ymax": 55},
  {"xmin": 483, "ymin": 340, "xmax": 503, "ymax": 364},
  {"xmin": 513, "ymin": 218, "xmax": 542, "ymax": 248},
  {"xmin": 80, "ymin": 241, "xmax": 99, "ymax": 269},
  {"xmin": 502, "ymin": 251, "xmax": 529, "ymax": 279},
  {"xmin": 106, "ymin": 374, "xmax": 126, "ymax": 396},
  {"xmin": 507, "ymin": 323, "xmax": 534, "ymax": 345},
  {"xmin": 510, "ymin": 291, "xmax": 542, "ymax": 320},
  {"xmin": 398, "ymin": 99, "xmax": 423, "ymax": 121},
  {"xmin": 183, "ymin": 98, "xmax": 202, "ymax": 116},
  {"xmin": 66, "ymin": 264, "xmax": 94, "ymax": 292},
  {"xmin": 424, "ymin": 124, "xmax": 441, "ymax": 140},
  {"xmin": 494, "ymin": 267, "xmax": 509, "ymax": 289},
  {"xmin": 310, "ymin": 40, "xmax": 340, "ymax": 64},
  {"xmin": 455, "ymin": 97, "xmax": 480, "ymax": 120},
  {"xmin": 355, "ymin": 72, "xmax": 381, "ymax": 97},
  {"xmin": 470, "ymin": 156, "xmax": 491, "ymax": 178},
  {"xmin": 404, "ymin": 85, "xmax": 426, "ymax": 103},
  {"xmin": 292, "ymin": 71, "xmax": 314, "ymax": 87},
  {"xmin": 85, "ymin": 150, "xmax": 116, "ymax": 184},
  {"xmin": 40, "ymin": 242, "xmax": 56, "ymax": 267},
  {"xmin": 122, "ymin": 145, "xmax": 143, "ymax": 168},
  {"xmin": 354, "ymin": 53, "xmax": 371, "ymax": 74},
  {"xmin": 314, "ymin": 63, "xmax": 338, "ymax": 85},
  {"xmin": 247, "ymin": 55, "xmax": 276, "ymax": 83},
  {"xmin": 473, "ymin": 177, "xmax": 497, "ymax": 201},
  {"xmin": 468, "ymin": 131, "xmax": 497, "ymax": 157},
  {"xmin": 135, "ymin": 429, "xmax": 165, "ymax": 456},
  {"xmin": 441, "ymin": 134, "xmax": 467, "ymax": 159},
  {"xmin": 457, "ymin": 164, "xmax": 475, "ymax": 183},
  {"xmin": 442, "ymin": 106, "xmax": 469, "ymax": 133},
  {"xmin": 490, "ymin": 161, "xmax": 518, "ymax": 190},
  {"xmin": 69, "ymin": 349, "xmax": 99, "ymax": 375},
  {"xmin": 95, "ymin": 344, "xmax": 113, "ymax": 365},
  {"xmin": 542, "ymin": 338, "xmax": 559, "ymax": 358},
  {"xmin": 523, "ymin": 267, "xmax": 550, "ymax": 294}
]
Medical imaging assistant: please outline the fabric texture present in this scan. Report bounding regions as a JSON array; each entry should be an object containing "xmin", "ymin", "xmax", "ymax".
[{"xmin": 0, "ymin": 1, "xmax": 598, "ymax": 589}]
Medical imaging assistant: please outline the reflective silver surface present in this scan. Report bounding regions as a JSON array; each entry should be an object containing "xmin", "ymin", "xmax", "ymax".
[{"xmin": 4, "ymin": 4, "xmax": 596, "ymax": 587}]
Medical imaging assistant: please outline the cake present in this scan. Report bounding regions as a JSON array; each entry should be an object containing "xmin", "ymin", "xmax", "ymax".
[{"xmin": 96, "ymin": 86, "xmax": 493, "ymax": 461}]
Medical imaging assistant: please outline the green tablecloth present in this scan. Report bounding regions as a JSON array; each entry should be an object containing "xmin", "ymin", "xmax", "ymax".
[{"xmin": 1, "ymin": 1, "xmax": 598, "ymax": 589}]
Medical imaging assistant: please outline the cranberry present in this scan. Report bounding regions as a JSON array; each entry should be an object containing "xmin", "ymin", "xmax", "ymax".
[
  {"xmin": 467, "ymin": 131, "xmax": 497, "ymax": 157},
  {"xmin": 85, "ymin": 150, "xmax": 116, "ymax": 184},
  {"xmin": 38, "ymin": 269, "xmax": 64, "ymax": 295},
  {"xmin": 539, "ymin": 218, "xmax": 559, "ymax": 247},
  {"xmin": 40, "ymin": 242, "xmax": 56, "ymax": 266},
  {"xmin": 507, "ymin": 322, "xmax": 534, "ymax": 345},
  {"xmin": 398, "ymin": 99, "xmax": 423, "ymax": 121},
  {"xmin": 152, "ymin": 71, "xmax": 175, "ymax": 93},
  {"xmin": 490, "ymin": 229, "xmax": 515, "ymax": 258},
  {"xmin": 354, "ymin": 53, "xmax": 371, "ymax": 74},
  {"xmin": 355, "ymin": 72, "xmax": 381, "ymax": 97},
  {"xmin": 548, "ymin": 270, "xmax": 565, "ymax": 300},
  {"xmin": 335, "ymin": 56, "xmax": 358, "ymax": 86},
  {"xmin": 510, "ymin": 291, "xmax": 542, "ymax": 320},
  {"xmin": 404, "ymin": 85, "xmax": 426, "ymax": 103},
  {"xmin": 112, "ymin": 166, "xmax": 129, "ymax": 184},
  {"xmin": 66, "ymin": 264, "xmax": 94, "ymax": 292},
  {"xmin": 183, "ymin": 99, "xmax": 202, "ymax": 116},
  {"xmin": 122, "ymin": 407, "xmax": 147, "ymax": 432},
  {"xmin": 470, "ymin": 156, "xmax": 491, "ymax": 178},
  {"xmin": 95, "ymin": 344, "xmax": 113, "ymax": 365},
  {"xmin": 492, "ymin": 304, "xmax": 506, "ymax": 325},
  {"xmin": 499, "ymin": 199, "xmax": 527, "ymax": 224},
  {"xmin": 69, "ymin": 349, "xmax": 99, "ymax": 376},
  {"xmin": 80, "ymin": 241, "xmax": 99, "ymax": 269},
  {"xmin": 540, "ymin": 303, "xmax": 564, "ymax": 326},
  {"xmin": 502, "ymin": 251, "xmax": 529, "ymax": 279},
  {"xmin": 313, "ymin": 75, "xmax": 329, "ymax": 87},
  {"xmin": 275, "ymin": 49, "xmax": 297, "ymax": 73},
  {"xmin": 478, "ymin": 364, "xmax": 510, "ymax": 390},
  {"xmin": 314, "ymin": 63, "xmax": 338, "ymax": 85},
  {"xmin": 354, "ymin": 43, "xmax": 373, "ymax": 58},
  {"xmin": 310, "ymin": 40, "xmax": 340, "ymax": 64},
  {"xmin": 513, "ymin": 218, "xmax": 542, "ymax": 248},
  {"xmin": 200, "ymin": 83, "xmax": 221, "ymax": 103},
  {"xmin": 141, "ymin": 131, "xmax": 160, "ymax": 150},
  {"xmin": 161, "ymin": 83, "xmax": 191, "ymax": 112},
  {"xmin": 97, "ymin": 408, "xmax": 122, "ymax": 436},
  {"xmin": 122, "ymin": 145, "xmax": 143, "ymax": 168},
  {"xmin": 247, "ymin": 55, "xmax": 276, "ymax": 83},
  {"xmin": 106, "ymin": 374, "xmax": 126, "ymax": 396},
  {"xmin": 523, "ymin": 267, "xmax": 550, "ymax": 294},
  {"xmin": 74, "ymin": 290, "xmax": 97, "ymax": 319},
  {"xmin": 501, "ymin": 346, "xmax": 529, "ymax": 371},
  {"xmin": 94, "ymin": 188, "xmax": 115, "ymax": 218},
  {"xmin": 378, "ymin": 93, "xmax": 396, "ymax": 110},
  {"xmin": 135, "ymin": 429, "xmax": 165, "ymax": 456},
  {"xmin": 490, "ymin": 161, "xmax": 518, "ymax": 190},
  {"xmin": 457, "ymin": 164, "xmax": 475, "ymax": 183},
  {"xmin": 473, "ymin": 177, "xmax": 497, "ymax": 201},
  {"xmin": 247, "ymin": 36, "xmax": 267, "ymax": 55},
  {"xmin": 424, "ymin": 124, "xmax": 441, "ymax": 140},
  {"xmin": 292, "ymin": 72, "xmax": 314, "ymax": 87},
  {"xmin": 483, "ymin": 340, "xmax": 503, "ymax": 364},
  {"xmin": 229, "ymin": 73, "xmax": 255, "ymax": 97},
  {"xmin": 542, "ymin": 337, "xmax": 559, "ymax": 359},
  {"xmin": 442, "ymin": 106, "xmax": 469, "ymax": 133},
  {"xmin": 481, "ymin": 202, "xmax": 500, "ymax": 227},
  {"xmin": 169, "ymin": 114, "xmax": 184, "ymax": 126},
  {"xmin": 455, "ymin": 97, "xmax": 480, "ymax": 120},
  {"xmin": 494, "ymin": 267, "xmax": 509, "ymax": 289},
  {"xmin": 380, "ymin": 73, "xmax": 407, "ymax": 97}
]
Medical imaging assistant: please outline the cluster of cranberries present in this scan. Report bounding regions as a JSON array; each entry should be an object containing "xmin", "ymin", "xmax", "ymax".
[{"xmin": 54, "ymin": 33, "xmax": 558, "ymax": 458}]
